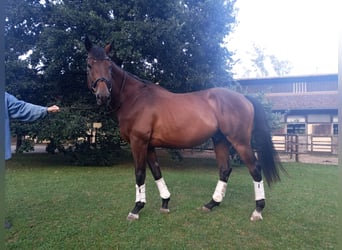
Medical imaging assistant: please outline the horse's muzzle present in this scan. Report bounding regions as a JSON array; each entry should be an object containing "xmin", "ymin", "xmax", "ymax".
[{"xmin": 95, "ymin": 93, "xmax": 111, "ymax": 106}]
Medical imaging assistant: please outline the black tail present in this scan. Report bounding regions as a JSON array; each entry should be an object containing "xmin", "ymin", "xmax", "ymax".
[{"xmin": 245, "ymin": 96, "xmax": 283, "ymax": 186}]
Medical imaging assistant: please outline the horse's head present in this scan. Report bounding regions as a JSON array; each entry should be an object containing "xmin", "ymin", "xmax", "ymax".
[{"xmin": 85, "ymin": 36, "xmax": 113, "ymax": 106}]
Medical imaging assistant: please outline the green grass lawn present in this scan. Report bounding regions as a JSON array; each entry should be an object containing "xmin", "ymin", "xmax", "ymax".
[{"xmin": 5, "ymin": 153, "xmax": 337, "ymax": 249}]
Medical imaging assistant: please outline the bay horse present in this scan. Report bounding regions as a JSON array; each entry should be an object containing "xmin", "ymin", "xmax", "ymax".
[{"xmin": 84, "ymin": 37, "xmax": 282, "ymax": 221}]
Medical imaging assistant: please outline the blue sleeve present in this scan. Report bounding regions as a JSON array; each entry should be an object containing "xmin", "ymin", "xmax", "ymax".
[{"xmin": 5, "ymin": 92, "xmax": 48, "ymax": 122}]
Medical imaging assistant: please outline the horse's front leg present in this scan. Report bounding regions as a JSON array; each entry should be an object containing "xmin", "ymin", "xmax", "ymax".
[
  {"xmin": 127, "ymin": 140, "xmax": 148, "ymax": 221},
  {"xmin": 203, "ymin": 135, "xmax": 232, "ymax": 211},
  {"xmin": 147, "ymin": 147, "xmax": 171, "ymax": 213}
]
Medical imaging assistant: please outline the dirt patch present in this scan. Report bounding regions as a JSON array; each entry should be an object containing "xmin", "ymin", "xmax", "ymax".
[
  {"xmin": 174, "ymin": 149, "xmax": 338, "ymax": 165},
  {"xmin": 279, "ymin": 153, "xmax": 338, "ymax": 165}
]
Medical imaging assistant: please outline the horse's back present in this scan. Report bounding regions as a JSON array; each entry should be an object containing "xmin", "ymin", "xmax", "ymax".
[
  {"xmin": 119, "ymin": 83, "xmax": 254, "ymax": 148},
  {"xmin": 146, "ymin": 87, "xmax": 219, "ymax": 147},
  {"xmin": 145, "ymin": 86, "xmax": 254, "ymax": 147}
]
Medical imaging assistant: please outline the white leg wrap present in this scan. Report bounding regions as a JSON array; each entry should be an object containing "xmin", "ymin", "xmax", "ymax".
[
  {"xmin": 253, "ymin": 180, "xmax": 265, "ymax": 201},
  {"xmin": 250, "ymin": 209, "xmax": 263, "ymax": 221},
  {"xmin": 135, "ymin": 184, "xmax": 146, "ymax": 203},
  {"xmin": 212, "ymin": 180, "xmax": 227, "ymax": 203},
  {"xmin": 155, "ymin": 178, "xmax": 171, "ymax": 199}
]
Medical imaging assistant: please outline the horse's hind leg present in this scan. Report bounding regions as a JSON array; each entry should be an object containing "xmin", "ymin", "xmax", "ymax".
[
  {"xmin": 147, "ymin": 147, "xmax": 171, "ymax": 213},
  {"xmin": 203, "ymin": 132, "xmax": 232, "ymax": 211},
  {"xmin": 234, "ymin": 143, "xmax": 265, "ymax": 221}
]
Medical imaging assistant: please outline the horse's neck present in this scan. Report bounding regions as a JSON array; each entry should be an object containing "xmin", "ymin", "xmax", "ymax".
[
  {"xmin": 110, "ymin": 65, "xmax": 145, "ymax": 109},
  {"xmin": 122, "ymin": 74, "xmax": 147, "ymax": 98}
]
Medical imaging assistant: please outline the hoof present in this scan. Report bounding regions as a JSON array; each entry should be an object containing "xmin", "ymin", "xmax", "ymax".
[
  {"xmin": 127, "ymin": 212, "xmax": 139, "ymax": 221},
  {"xmin": 201, "ymin": 206, "xmax": 212, "ymax": 212},
  {"xmin": 160, "ymin": 208, "xmax": 170, "ymax": 214},
  {"xmin": 250, "ymin": 209, "xmax": 263, "ymax": 221}
]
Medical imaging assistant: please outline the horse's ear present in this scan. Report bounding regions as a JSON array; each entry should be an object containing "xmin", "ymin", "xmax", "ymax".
[
  {"xmin": 84, "ymin": 35, "xmax": 92, "ymax": 52},
  {"xmin": 104, "ymin": 40, "xmax": 114, "ymax": 55}
]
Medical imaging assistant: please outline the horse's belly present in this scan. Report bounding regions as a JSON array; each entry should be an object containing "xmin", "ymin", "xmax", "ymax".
[
  {"xmin": 150, "ymin": 122, "xmax": 217, "ymax": 148},
  {"xmin": 150, "ymin": 135, "xmax": 213, "ymax": 148}
]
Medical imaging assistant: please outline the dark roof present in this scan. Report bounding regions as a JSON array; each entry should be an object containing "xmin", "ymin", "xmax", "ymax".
[
  {"xmin": 266, "ymin": 91, "xmax": 338, "ymax": 111},
  {"xmin": 237, "ymin": 73, "xmax": 338, "ymax": 85}
]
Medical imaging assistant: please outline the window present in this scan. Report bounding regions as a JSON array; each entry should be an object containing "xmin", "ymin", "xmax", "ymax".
[
  {"xmin": 292, "ymin": 82, "xmax": 307, "ymax": 93},
  {"xmin": 333, "ymin": 124, "xmax": 338, "ymax": 135},
  {"xmin": 311, "ymin": 124, "xmax": 331, "ymax": 135},
  {"xmin": 287, "ymin": 124, "xmax": 305, "ymax": 134}
]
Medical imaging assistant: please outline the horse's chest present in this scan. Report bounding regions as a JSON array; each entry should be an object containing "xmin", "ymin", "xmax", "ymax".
[{"xmin": 118, "ymin": 116, "xmax": 152, "ymax": 143}]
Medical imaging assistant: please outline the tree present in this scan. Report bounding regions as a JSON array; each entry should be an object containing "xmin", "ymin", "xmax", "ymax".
[
  {"xmin": 5, "ymin": 0, "xmax": 238, "ymax": 164},
  {"xmin": 237, "ymin": 43, "xmax": 293, "ymax": 78}
]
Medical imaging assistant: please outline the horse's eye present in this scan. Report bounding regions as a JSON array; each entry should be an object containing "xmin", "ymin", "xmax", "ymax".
[{"xmin": 87, "ymin": 64, "xmax": 92, "ymax": 69}]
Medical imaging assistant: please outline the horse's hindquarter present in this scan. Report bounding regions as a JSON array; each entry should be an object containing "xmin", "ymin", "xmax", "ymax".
[{"xmin": 209, "ymin": 88, "xmax": 254, "ymax": 142}]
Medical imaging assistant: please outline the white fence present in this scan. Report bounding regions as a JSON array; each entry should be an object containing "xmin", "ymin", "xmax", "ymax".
[{"xmin": 272, "ymin": 134, "xmax": 338, "ymax": 155}]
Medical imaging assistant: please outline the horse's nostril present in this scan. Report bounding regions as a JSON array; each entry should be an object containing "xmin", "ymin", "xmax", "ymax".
[{"xmin": 95, "ymin": 94, "xmax": 111, "ymax": 106}]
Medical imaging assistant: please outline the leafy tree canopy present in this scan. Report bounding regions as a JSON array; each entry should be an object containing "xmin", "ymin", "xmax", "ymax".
[
  {"xmin": 6, "ymin": 0, "xmax": 237, "ymax": 92},
  {"xmin": 235, "ymin": 43, "xmax": 293, "ymax": 78},
  {"xmin": 5, "ymin": 0, "xmax": 238, "ymax": 163}
]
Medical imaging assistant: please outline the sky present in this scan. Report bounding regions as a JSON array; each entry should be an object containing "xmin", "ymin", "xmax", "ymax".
[{"xmin": 227, "ymin": 0, "xmax": 339, "ymax": 78}]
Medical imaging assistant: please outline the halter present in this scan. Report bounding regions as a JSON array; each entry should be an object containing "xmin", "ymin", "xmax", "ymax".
[
  {"xmin": 87, "ymin": 56, "xmax": 113, "ymax": 93},
  {"xmin": 91, "ymin": 77, "xmax": 112, "ymax": 93},
  {"xmin": 87, "ymin": 56, "xmax": 127, "ymax": 111}
]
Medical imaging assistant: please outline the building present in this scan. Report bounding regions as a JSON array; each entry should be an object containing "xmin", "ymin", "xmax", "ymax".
[{"xmin": 237, "ymin": 74, "xmax": 338, "ymax": 154}]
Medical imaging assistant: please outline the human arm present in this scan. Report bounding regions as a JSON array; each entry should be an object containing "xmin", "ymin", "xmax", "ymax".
[{"xmin": 5, "ymin": 92, "xmax": 59, "ymax": 121}]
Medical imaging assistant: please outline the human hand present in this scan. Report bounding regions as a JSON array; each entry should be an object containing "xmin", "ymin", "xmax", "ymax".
[{"xmin": 47, "ymin": 105, "xmax": 60, "ymax": 113}]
